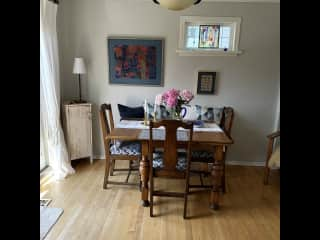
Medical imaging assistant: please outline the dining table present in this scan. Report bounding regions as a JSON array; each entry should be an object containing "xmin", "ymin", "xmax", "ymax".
[{"xmin": 105, "ymin": 119, "xmax": 233, "ymax": 210}]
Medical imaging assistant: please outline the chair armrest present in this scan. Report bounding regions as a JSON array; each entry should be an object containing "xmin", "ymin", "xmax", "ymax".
[{"xmin": 267, "ymin": 130, "xmax": 280, "ymax": 139}]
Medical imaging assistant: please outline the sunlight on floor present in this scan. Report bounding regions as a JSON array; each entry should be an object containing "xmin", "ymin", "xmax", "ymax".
[
  {"xmin": 41, "ymin": 170, "xmax": 55, "ymax": 187},
  {"xmin": 40, "ymin": 190, "xmax": 49, "ymax": 199}
]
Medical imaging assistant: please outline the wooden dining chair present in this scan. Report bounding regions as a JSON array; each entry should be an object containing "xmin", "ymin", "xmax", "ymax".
[
  {"xmin": 148, "ymin": 119, "xmax": 193, "ymax": 219},
  {"xmin": 99, "ymin": 103, "xmax": 141, "ymax": 189},
  {"xmin": 263, "ymin": 130, "xmax": 280, "ymax": 185},
  {"xmin": 190, "ymin": 107, "xmax": 234, "ymax": 193}
]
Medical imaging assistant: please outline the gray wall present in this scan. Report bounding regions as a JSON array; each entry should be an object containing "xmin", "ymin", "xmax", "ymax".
[{"xmin": 57, "ymin": 0, "xmax": 280, "ymax": 165}]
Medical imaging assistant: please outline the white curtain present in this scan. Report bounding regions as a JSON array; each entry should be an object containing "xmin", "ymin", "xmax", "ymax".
[{"xmin": 40, "ymin": 0, "xmax": 75, "ymax": 179}]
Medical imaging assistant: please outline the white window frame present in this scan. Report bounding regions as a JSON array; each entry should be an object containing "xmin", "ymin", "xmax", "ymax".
[{"xmin": 177, "ymin": 16, "xmax": 242, "ymax": 56}]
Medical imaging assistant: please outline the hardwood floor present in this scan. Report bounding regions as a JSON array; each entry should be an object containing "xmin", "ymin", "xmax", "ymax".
[{"xmin": 40, "ymin": 159, "xmax": 280, "ymax": 240}]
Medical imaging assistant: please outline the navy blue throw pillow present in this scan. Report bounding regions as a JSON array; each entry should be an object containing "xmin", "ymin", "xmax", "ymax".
[{"xmin": 118, "ymin": 104, "xmax": 144, "ymax": 120}]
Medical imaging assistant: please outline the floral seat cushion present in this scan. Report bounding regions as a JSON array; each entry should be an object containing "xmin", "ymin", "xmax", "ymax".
[
  {"xmin": 110, "ymin": 140, "xmax": 141, "ymax": 155},
  {"xmin": 152, "ymin": 151, "xmax": 187, "ymax": 171}
]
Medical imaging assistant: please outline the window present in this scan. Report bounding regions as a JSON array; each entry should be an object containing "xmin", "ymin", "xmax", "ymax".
[{"xmin": 177, "ymin": 16, "xmax": 242, "ymax": 56}]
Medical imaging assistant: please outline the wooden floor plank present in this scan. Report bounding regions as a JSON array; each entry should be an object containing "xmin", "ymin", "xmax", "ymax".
[{"xmin": 41, "ymin": 159, "xmax": 280, "ymax": 240}]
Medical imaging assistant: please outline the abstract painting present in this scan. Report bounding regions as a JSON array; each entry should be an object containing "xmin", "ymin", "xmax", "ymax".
[{"xmin": 107, "ymin": 37, "xmax": 164, "ymax": 86}]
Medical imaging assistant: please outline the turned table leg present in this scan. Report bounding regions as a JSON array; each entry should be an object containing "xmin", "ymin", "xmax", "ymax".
[
  {"xmin": 210, "ymin": 145, "xmax": 224, "ymax": 210},
  {"xmin": 140, "ymin": 141, "xmax": 150, "ymax": 207}
]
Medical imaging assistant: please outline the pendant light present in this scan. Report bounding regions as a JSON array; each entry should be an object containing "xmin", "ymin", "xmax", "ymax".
[{"xmin": 152, "ymin": 0, "xmax": 202, "ymax": 11}]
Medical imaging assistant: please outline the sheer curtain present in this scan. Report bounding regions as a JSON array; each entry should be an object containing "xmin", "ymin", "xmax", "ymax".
[{"xmin": 40, "ymin": 0, "xmax": 74, "ymax": 179}]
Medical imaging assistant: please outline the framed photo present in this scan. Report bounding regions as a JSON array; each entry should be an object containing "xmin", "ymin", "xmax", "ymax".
[
  {"xmin": 107, "ymin": 37, "xmax": 164, "ymax": 86},
  {"xmin": 197, "ymin": 71, "xmax": 216, "ymax": 94},
  {"xmin": 198, "ymin": 25, "xmax": 220, "ymax": 48}
]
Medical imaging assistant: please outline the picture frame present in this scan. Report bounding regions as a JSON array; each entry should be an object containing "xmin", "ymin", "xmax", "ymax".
[
  {"xmin": 197, "ymin": 71, "xmax": 216, "ymax": 94},
  {"xmin": 198, "ymin": 25, "xmax": 220, "ymax": 48},
  {"xmin": 107, "ymin": 37, "xmax": 164, "ymax": 86}
]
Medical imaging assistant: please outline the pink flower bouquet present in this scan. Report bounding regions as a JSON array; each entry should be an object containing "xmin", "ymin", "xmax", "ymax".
[{"xmin": 155, "ymin": 88, "xmax": 194, "ymax": 119}]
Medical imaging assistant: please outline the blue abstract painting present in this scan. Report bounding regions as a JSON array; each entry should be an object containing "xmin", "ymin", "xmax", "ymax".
[{"xmin": 108, "ymin": 38, "xmax": 164, "ymax": 86}]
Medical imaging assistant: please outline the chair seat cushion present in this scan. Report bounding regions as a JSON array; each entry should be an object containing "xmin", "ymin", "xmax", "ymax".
[
  {"xmin": 191, "ymin": 151, "xmax": 214, "ymax": 162},
  {"xmin": 110, "ymin": 140, "xmax": 141, "ymax": 155},
  {"xmin": 152, "ymin": 152, "xmax": 187, "ymax": 171}
]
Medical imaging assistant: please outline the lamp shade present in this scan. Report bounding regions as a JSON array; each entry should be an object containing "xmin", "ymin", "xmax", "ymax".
[
  {"xmin": 153, "ymin": 0, "xmax": 201, "ymax": 11},
  {"xmin": 72, "ymin": 57, "xmax": 86, "ymax": 74}
]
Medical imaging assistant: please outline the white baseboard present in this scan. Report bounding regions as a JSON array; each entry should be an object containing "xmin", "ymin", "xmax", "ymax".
[
  {"xmin": 93, "ymin": 155, "xmax": 265, "ymax": 167},
  {"xmin": 226, "ymin": 160, "xmax": 265, "ymax": 167},
  {"xmin": 94, "ymin": 155, "xmax": 105, "ymax": 160}
]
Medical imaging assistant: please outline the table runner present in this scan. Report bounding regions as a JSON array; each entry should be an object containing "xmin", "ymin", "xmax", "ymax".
[
  {"xmin": 116, "ymin": 120, "xmax": 223, "ymax": 141},
  {"xmin": 116, "ymin": 120, "xmax": 223, "ymax": 132},
  {"xmin": 138, "ymin": 129, "xmax": 189, "ymax": 141}
]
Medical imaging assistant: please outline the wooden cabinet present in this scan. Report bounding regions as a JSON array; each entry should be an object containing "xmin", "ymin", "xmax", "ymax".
[{"xmin": 62, "ymin": 102, "xmax": 93, "ymax": 163}]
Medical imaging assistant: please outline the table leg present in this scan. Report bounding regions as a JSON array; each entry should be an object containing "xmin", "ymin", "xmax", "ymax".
[
  {"xmin": 210, "ymin": 145, "xmax": 224, "ymax": 210},
  {"xmin": 140, "ymin": 142, "xmax": 150, "ymax": 207}
]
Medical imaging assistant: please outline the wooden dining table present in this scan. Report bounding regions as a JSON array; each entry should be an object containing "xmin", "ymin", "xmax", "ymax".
[{"xmin": 106, "ymin": 120, "xmax": 233, "ymax": 210}]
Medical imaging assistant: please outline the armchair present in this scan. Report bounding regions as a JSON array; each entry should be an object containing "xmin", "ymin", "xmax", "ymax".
[{"xmin": 263, "ymin": 130, "xmax": 280, "ymax": 185}]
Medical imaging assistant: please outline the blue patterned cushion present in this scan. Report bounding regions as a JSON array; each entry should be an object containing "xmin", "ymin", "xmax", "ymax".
[
  {"xmin": 199, "ymin": 106, "xmax": 224, "ymax": 124},
  {"xmin": 191, "ymin": 151, "xmax": 214, "ymax": 162},
  {"xmin": 110, "ymin": 140, "xmax": 141, "ymax": 155},
  {"xmin": 144, "ymin": 103, "xmax": 170, "ymax": 119},
  {"xmin": 152, "ymin": 151, "xmax": 187, "ymax": 171},
  {"xmin": 183, "ymin": 105, "xmax": 201, "ymax": 121},
  {"xmin": 182, "ymin": 105, "xmax": 223, "ymax": 124}
]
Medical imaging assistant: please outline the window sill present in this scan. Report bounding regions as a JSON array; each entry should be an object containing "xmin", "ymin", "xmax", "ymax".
[{"xmin": 176, "ymin": 49, "xmax": 243, "ymax": 56}]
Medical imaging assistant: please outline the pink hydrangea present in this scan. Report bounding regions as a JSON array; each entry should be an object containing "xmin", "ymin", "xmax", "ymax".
[
  {"xmin": 162, "ymin": 89, "xmax": 179, "ymax": 107},
  {"xmin": 180, "ymin": 89, "xmax": 194, "ymax": 103},
  {"xmin": 166, "ymin": 96, "xmax": 177, "ymax": 108},
  {"xmin": 168, "ymin": 88, "xmax": 180, "ymax": 98},
  {"xmin": 161, "ymin": 88, "xmax": 193, "ymax": 109},
  {"xmin": 163, "ymin": 89, "xmax": 179, "ymax": 101}
]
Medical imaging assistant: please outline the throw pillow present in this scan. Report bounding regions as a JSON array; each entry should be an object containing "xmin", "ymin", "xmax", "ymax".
[
  {"xmin": 183, "ymin": 105, "xmax": 201, "ymax": 121},
  {"xmin": 200, "ymin": 107, "xmax": 215, "ymax": 121},
  {"xmin": 197, "ymin": 105, "xmax": 224, "ymax": 124},
  {"xmin": 200, "ymin": 106, "xmax": 223, "ymax": 125},
  {"xmin": 213, "ymin": 107, "xmax": 224, "ymax": 125},
  {"xmin": 117, "ymin": 104, "xmax": 144, "ymax": 119},
  {"xmin": 143, "ymin": 102, "xmax": 170, "ymax": 119}
]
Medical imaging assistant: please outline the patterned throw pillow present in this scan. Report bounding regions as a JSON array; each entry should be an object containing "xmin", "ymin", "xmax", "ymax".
[
  {"xmin": 143, "ymin": 102, "xmax": 170, "ymax": 119},
  {"xmin": 213, "ymin": 107, "xmax": 224, "ymax": 125},
  {"xmin": 194, "ymin": 105, "xmax": 224, "ymax": 124},
  {"xmin": 183, "ymin": 105, "xmax": 201, "ymax": 121},
  {"xmin": 200, "ymin": 106, "xmax": 215, "ymax": 121}
]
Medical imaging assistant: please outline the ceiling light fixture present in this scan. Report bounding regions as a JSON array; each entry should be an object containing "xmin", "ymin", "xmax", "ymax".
[{"xmin": 152, "ymin": 0, "xmax": 202, "ymax": 11}]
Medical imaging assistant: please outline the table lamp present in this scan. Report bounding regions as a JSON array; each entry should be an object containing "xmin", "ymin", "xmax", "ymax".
[{"xmin": 72, "ymin": 57, "xmax": 86, "ymax": 103}]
